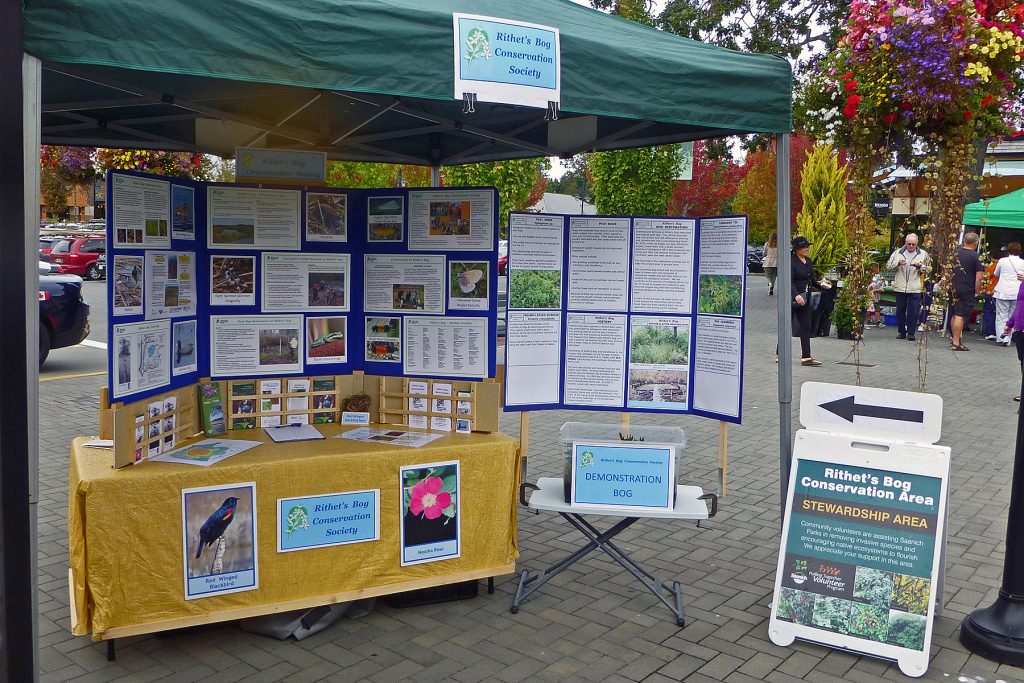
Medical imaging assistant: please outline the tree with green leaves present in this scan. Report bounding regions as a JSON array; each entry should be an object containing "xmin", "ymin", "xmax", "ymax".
[
  {"xmin": 546, "ymin": 155, "xmax": 591, "ymax": 203},
  {"xmin": 589, "ymin": 146, "xmax": 679, "ymax": 216},
  {"xmin": 443, "ymin": 158, "xmax": 548, "ymax": 233},
  {"xmin": 796, "ymin": 144, "xmax": 848, "ymax": 271}
]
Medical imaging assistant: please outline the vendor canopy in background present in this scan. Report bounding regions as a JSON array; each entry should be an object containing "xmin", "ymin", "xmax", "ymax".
[
  {"xmin": 963, "ymin": 187, "xmax": 1024, "ymax": 230},
  {"xmin": 24, "ymin": 0, "xmax": 792, "ymax": 165}
]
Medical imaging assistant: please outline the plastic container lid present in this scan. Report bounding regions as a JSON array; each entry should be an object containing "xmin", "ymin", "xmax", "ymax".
[{"xmin": 559, "ymin": 422, "xmax": 685, "ymax": 449}]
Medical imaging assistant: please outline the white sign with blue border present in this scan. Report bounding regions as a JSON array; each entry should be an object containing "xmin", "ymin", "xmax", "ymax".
[
  {"xmin": 235, "ymin": 147, "xmax": 327, "ymax": 183},
  {"xmin": 181, "ymin": 482, "xmax": 259, "ymax": 600},
  {"xmin": 277, "ymin": 489, "xmax": 380, "ymax": 553},
  {"xmin": 453, "ymin": 13, "xmax": 560, "ymax": 109},
  {"xmin": 571, "ymin": 441, "xmax": 676, "ymax": 511}
]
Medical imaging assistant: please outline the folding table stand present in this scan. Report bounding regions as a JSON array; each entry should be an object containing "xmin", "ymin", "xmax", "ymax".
[{"xmin": 512, "ymin": 477, "xmax": 716, "ymax": 627}]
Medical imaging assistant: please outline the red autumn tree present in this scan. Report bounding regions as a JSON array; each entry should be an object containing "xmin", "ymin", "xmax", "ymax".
[
  {"xmin": 668, "ymin": 141, "xmax": 745, "ymax": 217},
  {"xmin": 732, "ymin": 134, "xmax": 815, "ymax": 244}
]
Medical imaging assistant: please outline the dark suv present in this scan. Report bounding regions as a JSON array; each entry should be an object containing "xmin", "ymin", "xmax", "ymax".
[
  {"xmin": 39, "ymin": 273, "xmax": 90, "ymax": 366},
  {"xmin": 47, "ymin": 237, "xmax": 106, "ymax": 279}
]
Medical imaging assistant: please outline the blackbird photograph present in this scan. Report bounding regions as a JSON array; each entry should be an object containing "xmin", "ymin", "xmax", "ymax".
[{"xmin": 183, "ymin": 484, "xmax": 256, "ymax": 580}]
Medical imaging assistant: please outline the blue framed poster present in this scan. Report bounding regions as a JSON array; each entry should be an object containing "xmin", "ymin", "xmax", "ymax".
[
  {"xmin": 570, "ymin": 441, "xmax": 676, "ymax": 510},
  {"xmin": 181, "ymin": 482, "xmax": 258, "ymax": 600},
  {"xmin": 277, "ymin": 490, "xmax": 379, "ymax": 553}
]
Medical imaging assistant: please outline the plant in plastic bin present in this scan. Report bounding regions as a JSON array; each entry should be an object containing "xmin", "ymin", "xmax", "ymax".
[{"xmin": 404, "ymin": 467, "xmax": 457, "ymax": 524}]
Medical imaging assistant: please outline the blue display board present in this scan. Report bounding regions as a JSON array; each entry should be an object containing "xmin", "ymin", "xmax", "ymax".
[
  {"xmin": 106, "ymin": 170, "xmax": 498, "ymax": 404},
  {"xmin": 503, "ymin": 212, "xmax": 746, "ymax": 424}
]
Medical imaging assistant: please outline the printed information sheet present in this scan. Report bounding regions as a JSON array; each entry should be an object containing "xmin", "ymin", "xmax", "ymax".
[
  {"xmin": 563, "ymin": 313, "xmax": 626, "ymax": 407},
  {"xmin": 403, "ymin": 316, "xmax": 488, "ymax": 378},
  {"xmin": 262, "ymin": 253, "xmax": 350, "ymax": 312},
  {"xmin": 112, "ymin": 174, "xmax": 170, "ymax": 248},
  {"xmin": 210, "ymin": 315, "xmax": 304, "ymax": 377},
  {"xmin": 407, "ymin": 189, "xmax": 494, "ymax": 251},
  {"xmin": 505, "ymin": 311, "xmax": 562, "ymax": 406},
  {"xmin": 631, "ymin": 218, "xmax": 695, "ymax": 313},
  {"xmin": 145, "ymin": 251, "xmax": 196, "ymax": 319},
  {"xmin": 697, "ymin": 216, "xmax": 746, "ymax": 317},
  {"xmin": 627, "ymin": 315, "xmax": 691, "ymax": 411},
  {"xmin": 207, "ymin": 186, "xmax": 301, "ymax": 250},
  {"xmin": 112, "ymin": 319, "xmax": 171, "ymax": 398},
  {"xmin": 364, "ymin": 254, "xmax": 445, "ymax": 315},
  {"xmin": 568, "ymin": 218, "xmax": 630, "ymax": 311},
  {"xmin": 692, "ymin": 316, "xmax": 742, "ymax": 418},
  {"xmin": 508, "ymin": 213, "xmax": 564, "ymax": 310}
]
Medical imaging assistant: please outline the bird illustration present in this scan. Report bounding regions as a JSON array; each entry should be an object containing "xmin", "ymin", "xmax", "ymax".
[{"xmin": 195, "ymin": 496, "xmax": 239, "ymax": 559}]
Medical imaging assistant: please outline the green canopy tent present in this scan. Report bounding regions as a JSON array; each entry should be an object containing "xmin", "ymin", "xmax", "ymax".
[
  {"xmin": 3, "ymin": 2, "xmax": 794, "ymax": 676},
  {"xmin": 964, "ymin": 187, "xmax": 1024, "ymax": 230}
]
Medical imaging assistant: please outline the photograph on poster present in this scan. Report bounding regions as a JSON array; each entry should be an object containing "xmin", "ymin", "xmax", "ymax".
[
  {"xmin": 172, "ymin": 186, "xmax": 195, "ymax": 240},
  {"xmin": 212, "ymin": 218, "xmax": 255, "ymax": 246},
  {"xmin": 145, "ymin": 218, "xmax": 169, "ymax": 239},
  {"xmin": 309, "ymin": 273, "xmax": 347, "ymax": 308},
  {"xmin": 172, "ymin": 319, "xmax": 198, "ymax": 375},
  {"xmin": 368, "ymin": 196, "xmax": 404, "ymax": 242},
  {"xmin": 112, "ymin": 255, "xmax": 143, "ymax": 316},
  {"xmin": 306, "ymin": 316, "xmax": 347, "ymax": 364},
  {"xmin": 449, "ymin": 261, "xmax": 488, "ymax": 311},
  {"xmin": 392, "ymin": 284, "xmax": 425, "ymax": 310},
  {"xmin": 181, "ymin": 482, "xmax": 258, "ymax": 599},
  {"xmin": 145, "ymin": 251, "xmax": 196, "ymax": 319},
  {"xmin": 429, "ymin": 201, "xmax": 471, "ymax": 236},
  {"xmin": 210, "ymin": 315, "xmax": 303, "ymax": 377},
  {"xmin": 627, "ymin": 316, "xmax": 690, "ymax": 411},
  {"xmin": 260, "ymin": 329, "xmax": 300, "ymax": 366},
  {"xmin": 509, "ymin": 270, "xmax": 561, "ymax": 309},
  {"xmin": 112, "ymin": 319, "xmax": 171, "ymax": 398},
  {"xmin": 697, "ymin": 275, "xmax": 743, "ymax": 316},
  {"xmin": 400, "ymin": 461, "xmax": 460, "ymax": 566},
  {"xmin": 306, "ymin": 192, "xmax": 347, "ymax": 242},
  {"xmin": 366, "ymin": 339, "xmax": 400, "ymax": 363},
  {"xmin": 210, "ymin": 256, "xmax": 255, "ymax": 306}
]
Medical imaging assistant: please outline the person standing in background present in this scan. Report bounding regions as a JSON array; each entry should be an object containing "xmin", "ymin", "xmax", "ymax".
[
  {"xmin": 950, "ymin": 232, "xmax": 986, "ymax": 351},
  {"xmin": 789, "ymin": 236, "xmax": 831, "ymax": 366},
  {"xmin": 993, "ymin": 242, "xmax": 1024, "ymax": 346},
  {"xmin": 1001, "ymin": 271, "xmax": 1024, "ymax": 401},
  {"xmin": 763, "ymin": 234, "xmax": 778, "ymax": 295},
  {"xmin": 886, "ymin": 233, "xmax": 930, "ymax": 342},
  {"xmin": 982, "ymin": 255, "xmax": 999, "ymax": 341}
]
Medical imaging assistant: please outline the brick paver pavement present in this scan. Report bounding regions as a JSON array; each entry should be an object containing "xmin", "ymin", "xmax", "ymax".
[{"xmin": 37, "ymin": 277, "xmax": 1024, "ymax": 681}]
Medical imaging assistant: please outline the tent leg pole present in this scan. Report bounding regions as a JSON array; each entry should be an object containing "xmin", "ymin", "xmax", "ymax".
[
  {"xmin": 776, "ymin": 133, "xmax": 793, "ymax": 527},
  {"xmin": 431, "ymin": 165, "xmax": 441, "ymax": 187}
]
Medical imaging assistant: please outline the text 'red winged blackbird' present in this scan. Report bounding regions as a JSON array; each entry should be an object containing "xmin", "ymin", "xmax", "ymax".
[{"xmin": 195, "ymin": 496, "xmax": 239, "ymax": 559}]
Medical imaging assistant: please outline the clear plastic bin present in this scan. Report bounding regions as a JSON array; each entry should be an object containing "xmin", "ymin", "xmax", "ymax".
[{"xmin": 559, "ymin": 422, "xmax": 686, "ymax": 504}]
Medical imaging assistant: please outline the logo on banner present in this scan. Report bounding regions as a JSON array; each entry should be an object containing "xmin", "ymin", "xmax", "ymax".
[{"xmin": 464, "ymin": 28, "xmax": 492, "ymax": 63}]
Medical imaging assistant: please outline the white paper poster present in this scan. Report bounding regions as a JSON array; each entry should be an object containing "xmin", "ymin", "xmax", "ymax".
[
  {"xmin": 693, "ymin": 316, "xmax": 742, "ymax": 418},
  {"xmin": 508, "ymin": 213, "xmax": 564, "ymax": 311},
  {"xmin": 697, "ymin": 216, "xmax": 746, "ymax": 318},
  {"xmin": 631, "ymin": 218, "xmax": 695, "ymax": 314},
  {"xmin": 112, "ymin": 319, "xmax": 171, "ymax": 398},
  {"xmin": 306, "ymin": 192, "xmax": 347, "ymax": 243},
  {"xmin": 112, "ymin": 174, "xmax": 171, "ymax": 249},
  {"xmin": 505, "ymin": 311, "xmax": 561, "ymax": 407},
  {"xmin": 112, "ymin": 255, "xmax": 143, "ymax": 316},
  {"xmin": 207, "ymin": 186, "xmax": 301, "ymax": 250},
  {"xmin": 367, "ymin": 196, "xmax": 404, "ymax": 242},
  {"xmin": 145, "ymin": 251, "xmax": 196, "ymax": 319},
  {"xmin": 403, "ymin": 316, "xmax": 488, "ymax": 378},
  {"xmin": 407, "ymin": 189, "xmax": 495, "ymax": 251},
  {"xmin": 448, "ymin": 261, "xmax": 489, "ymax": 311},
  {"xmin": 563, "ymin": 313, "xmax": 626, "ymax": 407},
  {"xmin": 262, "ymin": 253, "xmax": 350, "ymax": 312},
  {"xmin": 364, "ymin": 254, "xmax": 445, "ymax": 315},
  {"xmin": 172, "ymin": 319, "xmax": 198, "ymax": 375},
  {"xmin": 210, "ymin": 315, "xmax": 304, "ymax": 377},
  {"xmin": 210, "ymin": 255, "xmax": 256, "ymax": 306},
  {"xmin": 568, "ymin": 217, "xmax": 631, "ymax": 312},
  {"xmin": 626, "ymin": 315, "xmax": 690, "ymax": 411}
]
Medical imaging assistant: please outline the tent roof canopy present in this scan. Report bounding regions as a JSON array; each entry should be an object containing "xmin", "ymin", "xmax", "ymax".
[
  {"xmin": 964, "ymin": 187, "xmax": 1024, "ymax": 230},
  {"xmin": 24, "ymin": 0, "xmax": 792, "ymax": 165}
]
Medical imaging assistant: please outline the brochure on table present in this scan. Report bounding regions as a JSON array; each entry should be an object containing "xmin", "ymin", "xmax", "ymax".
[
  {"xmin": 503, "ymin": 212, "xmax": 746, "ymax": 423},
  {"xmin": 106, "ymin": 170, "xmax": 498, "ymax": 404}
]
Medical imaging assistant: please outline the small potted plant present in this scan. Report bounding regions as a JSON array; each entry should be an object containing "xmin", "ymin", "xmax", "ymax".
[{"xmin": 832, "ymin": 289, "xmax": 863, "ymax": 340}]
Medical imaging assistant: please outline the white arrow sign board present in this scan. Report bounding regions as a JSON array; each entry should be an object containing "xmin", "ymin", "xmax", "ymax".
[{"xmin": 800, "ymin": 382, "xmax": 943, "ymax": 444}]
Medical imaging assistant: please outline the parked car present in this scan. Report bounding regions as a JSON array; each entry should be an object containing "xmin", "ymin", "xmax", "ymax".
[
  {"xmin": 747, "ymin": 245, "xmax": 765, "ymax": 273},
  {"xmin": 498, "ymin": 239, "xmax": 509, "ymax": 275},
  {"xmin": 47, "ymin": 236, "xmax": 106, "ymax": 279},
  {"xmin": 38, "ymin": 272, "xmax": 90, "ymax": 366},
  {"xmin": 95, "ymin": 252, "xmax": 106, "ymax": 279}
]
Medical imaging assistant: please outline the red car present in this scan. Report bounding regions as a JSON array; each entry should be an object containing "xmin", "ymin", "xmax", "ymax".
[
  {"xmin": 47, "ymin": 236, "xmax": 106, "ymax": 280},
  {"xmin": 498, "ymin": 239, "xmax": 508, "ymax": 275}
]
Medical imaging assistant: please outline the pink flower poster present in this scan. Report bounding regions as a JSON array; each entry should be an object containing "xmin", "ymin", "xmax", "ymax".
[{"xmin": 399, "ymin": 461, "xmax": 460, "ymax": 566}]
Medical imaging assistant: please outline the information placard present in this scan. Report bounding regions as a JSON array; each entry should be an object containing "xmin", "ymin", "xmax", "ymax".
[
  {"xmin": 570, "ymin": 441, "xmax": 675, "ymax": 510},
  {"xmin": 277, "ymin": 490, "xmax": 379, "ymax": 552},
  {"xmin": 769, "ymin": 430, "xmax": 950, "ymax": 678}
]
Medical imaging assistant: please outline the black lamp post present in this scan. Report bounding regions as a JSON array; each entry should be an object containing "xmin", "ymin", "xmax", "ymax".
[{"xmin": 960, "ymin": 370, "xmax": 1024, "ymax": 664}]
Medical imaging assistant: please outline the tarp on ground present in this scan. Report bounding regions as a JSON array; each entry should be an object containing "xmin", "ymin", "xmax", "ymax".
[{"xmin": 964, "ymin": 187, "xmax": 1024, "ymax": 230}]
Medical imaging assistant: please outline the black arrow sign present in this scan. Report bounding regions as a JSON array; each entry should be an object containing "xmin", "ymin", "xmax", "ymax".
[{"xmin": 819, "ymin": 396, "xmax": 924, "ymax": 424}]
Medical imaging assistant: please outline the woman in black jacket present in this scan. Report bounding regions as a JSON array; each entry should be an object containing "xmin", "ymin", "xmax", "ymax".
[{"xmin": 790, "ymin": 236, "xmax": 830, "ymax": 366}]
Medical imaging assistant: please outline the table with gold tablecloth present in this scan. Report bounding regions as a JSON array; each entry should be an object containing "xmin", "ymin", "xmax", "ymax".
[{"xmin": 69, "ymin": 427, "xmax": 520, "ymax": 640}]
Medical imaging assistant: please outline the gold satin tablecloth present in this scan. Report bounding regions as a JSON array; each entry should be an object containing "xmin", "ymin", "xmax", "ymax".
[{"xmin": 68, "ymin": 427, "xmax": 520, "ymax": 639}]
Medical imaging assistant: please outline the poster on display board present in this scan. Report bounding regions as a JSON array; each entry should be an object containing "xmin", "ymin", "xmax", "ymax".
[
  {"xmin": 769, "ymin": 430, "xmax": 950, "ymax": 678},
  {"xmin": 400, "ymin": 461, "xmax": 460, "ymax": 566},
  {"xmin": 182, "ymin": 482, "xmax": 259, "ymax": 599},
  {"xmin": 503, "ymin": 212, "xmax": 746, "ymax": 423},
  {"xmin": 112, "ymin": 319, "xmax": 171, "ymax": 399},
  {"xmin": 106, "ymin": 170, "xmax": 498, "ymax": 403},
  {"xmin": 111, "ymin": 174, "xmax": 170, "ymax": 249}
]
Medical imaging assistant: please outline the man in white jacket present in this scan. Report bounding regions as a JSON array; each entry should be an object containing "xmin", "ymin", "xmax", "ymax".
[{"xmin": 886, "ymin": 234, "xmax": 930, "ymax": 341}]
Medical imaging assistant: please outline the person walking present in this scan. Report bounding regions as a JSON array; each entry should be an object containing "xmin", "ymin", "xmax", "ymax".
[
  {"xmin": 885, "ymin": 233, "xmax": 930, "ymax": 341},
  {"xmin": 1001, "ymin": 271, "xmax": 1024, "ymax": 401},
  {"xmin": 866, "ymin": 264, "xmax": 885, "ymax": 327},
  {"xmin": 790, "ymin": 236, "xmax": 831, "ymax": 366},
  {"xmin": 993, "ymin": 242, "xmax": 1024, "ymax": 346},
  {"xmin": 763, "ymin": 234, "xmax": 778, "ymax": 295},
  {"xmin": 950, "ymin": 232, "xmax": 986, "ymax": 351}
]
